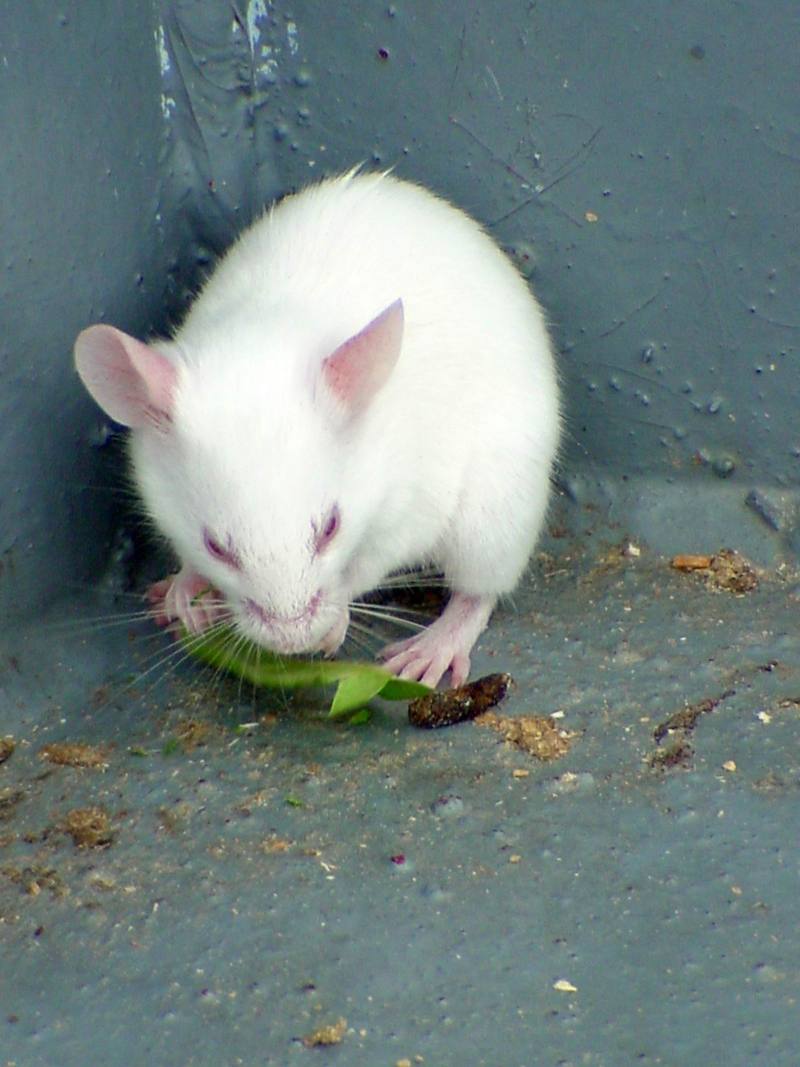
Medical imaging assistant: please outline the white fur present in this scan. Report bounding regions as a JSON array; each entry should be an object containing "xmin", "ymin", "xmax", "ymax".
[{"xmin": 78, "ymin": 171, "xmax": 560, "ymax": 672}]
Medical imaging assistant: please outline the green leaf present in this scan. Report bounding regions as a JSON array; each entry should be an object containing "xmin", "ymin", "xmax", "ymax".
[
  {"xmin": 329, "ymin": 668, "xmax": 388, "ymax": 718},
  {"xmin": 347, "ymin": 708, "xmax": 372, "ymax": 726},
  {"xmin": 378, "ymin": 677, "xmax": 433, "ymax": 701},
  {"xmin": 181, "ymin": 626, "xmax": 433, "ymax": 717}
]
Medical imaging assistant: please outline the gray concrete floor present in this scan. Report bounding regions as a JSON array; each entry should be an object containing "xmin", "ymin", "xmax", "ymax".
[{"xmin": 2, "ymin": 513, "xmax": 800, "ymax": 1066}]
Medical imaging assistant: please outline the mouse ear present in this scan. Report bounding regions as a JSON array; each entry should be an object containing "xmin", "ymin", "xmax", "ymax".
[
  {"xmin": 74, "ymin": 324, "xmax": 178, "ymax": 428},
  {"xmin": 321, "ymin": 299, "xmax": 404, "ymax": 418}
]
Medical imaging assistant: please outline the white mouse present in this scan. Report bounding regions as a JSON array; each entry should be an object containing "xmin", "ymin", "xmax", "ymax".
[{"xmin": 74, "ymin": 170, "xmax": 560, "ymax": 688}]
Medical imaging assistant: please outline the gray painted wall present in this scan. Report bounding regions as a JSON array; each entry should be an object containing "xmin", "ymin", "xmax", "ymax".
[
  {"xmin": 2, "ymin": 1, "xmax": 798, "ymax": 619},
  {"xmin": 0, "ymin": 3, "xmax": 168, "ymax": 619}
]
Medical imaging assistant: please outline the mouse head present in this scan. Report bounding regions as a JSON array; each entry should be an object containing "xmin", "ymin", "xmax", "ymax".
[{"xmin": 74, "ymin": 300, "xmax": 404, "ymax": 655}]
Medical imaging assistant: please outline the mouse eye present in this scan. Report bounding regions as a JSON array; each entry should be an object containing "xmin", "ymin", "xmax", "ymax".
[
  {"xmin": 314, "ymin": 505, "xmax": 341, "ymax": 554},
  {"xmin": 203, "ymin": 528, "xmax": 241, "ymax": 569}
]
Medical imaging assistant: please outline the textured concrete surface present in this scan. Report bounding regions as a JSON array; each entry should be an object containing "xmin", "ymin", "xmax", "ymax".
[
  {"xmin": 2, "ymin": 2, "xmax": 800, "ymax": 1065},
  {"xmin": 3, "ymin": 516, "xmax": 800, "ymax": 1065}
]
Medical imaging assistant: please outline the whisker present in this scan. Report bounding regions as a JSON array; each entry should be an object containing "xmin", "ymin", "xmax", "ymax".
[
  {"xmin": 344, "ymin": 619, "xmax": 390, "ymax": 660},
  {"xmin": 130, "ymin": 631, "xmax": 198, "ymax": 684},
  {"xmin": 340, "ymin": 620, "xmax": 375, "ymax": 656},
  {"xmin": 44, "ymin": 610, "xmax": 162, "ymax": 637},
  {"xmin": 151, "ymin": 621, "xmax": 239, "ymax": 704},
  {"xmin": 84, "ymin": 637, "xmax": 190, "ymax": 716},
  {"xmin": 349, "ymin": 605, "xmax": 426, "ymax": 637},
  {"xmin": 375, "ymin": 572, "xmax": 448, "ymax": 590},
  {"xmin": 350, "ymin": 602, "xmax": 430, "ymax": 623},
  {"xmin": 235, "ymin": 633, "xmax": 257, "ymax": 710},
  {"xmin": 194, "ymin": 629, "xmax": 240, "ymax": 704}
]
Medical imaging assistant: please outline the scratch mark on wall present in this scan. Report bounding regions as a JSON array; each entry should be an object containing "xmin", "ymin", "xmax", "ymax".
[
  {"xmin": 736, "ymin": 300, "xmax": 800, "ymax": 331},
  {"xmin": 534, "ymin": 125, "xmax": 603, "ymax": 196},
  {"xmin": 450, "ymin": 114, "xmax": 600, "ymax": 229},
  {"xmin": 484, "ymin": 65, "xmax": 503, "ymax": 102},
  {"xmin": 449, "ymin": 114, "xmax": 531, "ymax": 185},
  {"xmin": 563, "ymin": 286, "xmax": 664, "ymax": 358},
  {"xmin": 448, "ymin": 21, "xmax": 468, "ymax": 100}
]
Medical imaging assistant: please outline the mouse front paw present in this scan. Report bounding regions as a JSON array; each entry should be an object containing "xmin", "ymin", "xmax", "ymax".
[
  {"xmin": 377, "ymin": 592, "xmax": 495, "ymax": 689},
  {"xmin": 147, "ymin": 567, "xmax": 225, "ymax": 634}
]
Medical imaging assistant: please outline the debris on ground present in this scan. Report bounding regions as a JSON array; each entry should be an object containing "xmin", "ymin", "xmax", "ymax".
[
  {"xmin": 408, "ymin": 673, "xmax": 512, "ymax": 728},
  {"xmin": 670, "ymin": 548, "xmax": 758, "ymax": 593},
  {"xmin": 476, "ymin": 712, "xmax": 576, "ymax": 759}
]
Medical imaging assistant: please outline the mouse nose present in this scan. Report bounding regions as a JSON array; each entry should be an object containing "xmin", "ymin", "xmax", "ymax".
[{"xmin": 243, "ymin": 591, "xmax": 321, "ymax": 626}]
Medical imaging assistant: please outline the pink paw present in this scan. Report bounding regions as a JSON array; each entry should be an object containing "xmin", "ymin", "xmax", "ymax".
[
  {"xmin": 380, "ymin": 631, "xmax": 471, "ymax": 688},
  {"xmin": 147, "ymin": 568, "xmax": 225, "ymax": 635},
  {"xmin": 377, "ymin": 592, "xmax": 495, "ymax": 689}
]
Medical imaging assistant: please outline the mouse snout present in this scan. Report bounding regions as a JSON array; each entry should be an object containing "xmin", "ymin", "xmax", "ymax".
[
  {"xmin": 243, "ymin": 591, "xmax": 321, "ymax": 627},
  {"xmin": 237, "ymin": 590, "xmax": 348, "ymax": 656}
]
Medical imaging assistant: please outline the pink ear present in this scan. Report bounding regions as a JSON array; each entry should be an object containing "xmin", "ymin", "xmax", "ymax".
[
  {"xmin": 74, "ymin": 324, "xmax": 178, "ymax": 428},
  {"xmin": 321, "ymin": 299, "xmax": 404, "ymax": 416}
]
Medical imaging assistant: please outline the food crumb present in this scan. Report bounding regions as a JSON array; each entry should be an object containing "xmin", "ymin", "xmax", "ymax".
[
  {"xmin": 0, "ymin": 738, "xmax": 15, "ymax": 764},
  {"xmin": 670, "ymin": 548, "xmax": 758, "ymax": 593},
  {"xmin": 476, "ymin": 712, "xmax": 576, "ymax": 759},
  {"xmin": 301, "ymin": 1017, "xmax": 347, "ymax": 1048},
  {"xmin": 670, "ymin": 553, "xmax": 713, "ymax": 571},
  {"xmin": 722, "ymin": 760, "xmax": 737, "ymax": 772},
  {"xmin": 553, "ymin": 978, "xmax": 578, "ymax": 993}
]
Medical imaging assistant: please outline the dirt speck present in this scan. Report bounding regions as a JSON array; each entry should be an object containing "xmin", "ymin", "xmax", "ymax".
[
  {"xmin": 4, "ymin": 865, "xmax": 66, "ymax": 897},
  {"xmin": 301, "ymin": 1016, "xmax": 347, "ymax": 1048},
  {"xmin": 169, "ymin": 718, "xmax": 214, "ymax": 752},
  {"xmin": 590, "ymin": 539, "xmax": 643, "ymax": 576},
  {"xmin": 476, "ymin": 712, "xmax": 576, "ymax": 759},
  {"xmin": 260, "ymin": 834, "xmax": 293, "ymax": 854},
  {"xmin": 752, "ymin": 771, "xmax": 797, "ymax": 794},
  {"xmin": 39, "ymin": 742, "xmax": 109, "ymax": 769},
  {"xmin": 62, "ymin": 806, "xmax": 114, "ymax": 849},
  {"xmin": 157, "ymin": 803, "xmax": 192, "ymax": 833},
  {"xmin": 648, "ymin": 690, "xmax": 737, "ymax": 769},
  {"xmin": 654, "ymin": 691, "xmax": 733, "ymax": 743},
  {"xmin": 0, "ymin": 787, "xmax": 25, "ymax": 821},
  {"xmin": 648, "ymin": 738, "xmax": 694, "ymax": 769}
]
